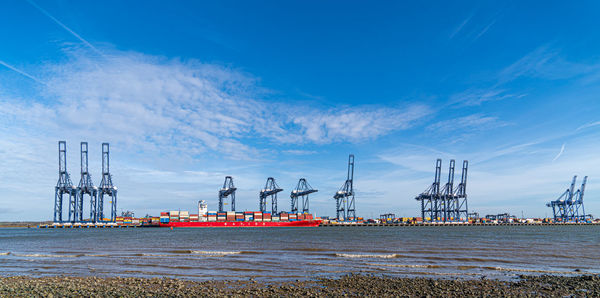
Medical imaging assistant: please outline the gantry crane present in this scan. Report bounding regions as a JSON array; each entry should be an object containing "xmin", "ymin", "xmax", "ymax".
[
  {"xmin": 452, "ymin": 160, "xmax": 469, "ymax": 220},
  {"xmin": 290, "ymin": 178, "xmax": 317, "ymax": 213},
  {"xmin": 54, "ymin": 141, "xmax": 77, "ymax": 223},
  {"xmin": 333, "ymin": 154, "xmax": 355, "ymax": 221},
  {"xmin": 547, "ymin": 176, "xmax": 588, "ymax": 221},
  {"xmin": 77, "ymin": 142, "xmax": 98, "ymax": 222},
  {"xmin": 218, "ymin": 176, "xmax": 236, "ymax": 212},
  {"xmin": 415, "ymin": 159, "xmax": 442, "ymax": 221},
  {"xmin": 97, "ymin": 143, "xmax": 117, "ymax": 222},
  {"xmin": 259, "ymin": 177, "xmax": 283, "ymax": 214},
  {"xmin": 416, "ymin": 159, "xmax": 468, "ymax": 222}
]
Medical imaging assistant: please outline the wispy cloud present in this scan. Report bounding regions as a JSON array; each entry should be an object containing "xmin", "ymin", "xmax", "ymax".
[
  {"xmin": 288, "ymin": 105, "xmax": 431, "ymax": 144},
  {"xmin": 499, "ymin": 45, "xmax": 600, "ymax": 83},
  {"xmin": 282, "ymin": 149, "xmax": 318, "ymax": 155},
  {"xmin": 0, "ymin": 48, "xmax": 430, "ymax": 159},
  {"xmin": 0, "ymin": 60, "xmax": 46, "ymax": 85},
  {"xmin": 26, "ymin": 0, "xmax": 104, "ymax": 57},
  {"xmin": 449, "ymin": 14, "xmax": 473, "ymax": 39},
  {"xmin": 450, "ymin": 88, "xmax": 526, "ymax": 106},
  {"xmin": 576, "ymin": 121, "xmax": 600, "ymax": 131},
  {"xmin": 552, "ymin": 143, "xmax": 565, "ymax": 162},
  {"xmin": 473, "ymin": 19, "xmax": 496, "ymax": 41},
  {"xmin": 426, "ymin": 114, "xmax": 508, "ymax": 133}
]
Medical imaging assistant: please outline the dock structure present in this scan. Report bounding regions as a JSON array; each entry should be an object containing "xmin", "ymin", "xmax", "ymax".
[
  {"xmin": 97, "ymin": 143, "xmax": 118, "ymax": 222},
  {"xmin": 218, "ymin": 176, "xmax": 236, "ymax": 212},
  {"xmin": 290, "ymin": 178, "xmax": 317, "ymax": 214},
  {"xmin": 547, "ymin": 176, "xmax": 589, "ymax": 222},
  {"xmin": 54, "ymin": 141, "xmax": 118, "ymax": 223},
  {"xmin": 415, "ymin": 159, "xmax": 468, "ymax": 222},
  {"xmin": 333, "ymin": 154, "xmax": 355, "ymax": 221},
  {"xmin": 259, "ymin": 177, "xmax": 283, "ymax": 214},
  {"xmin": 77, "ymin": 142, "xmax": 98, "ymax": 222},
  {"xmin": 54, "ymin": 141, "xmax": 77, "ymax": 223}
]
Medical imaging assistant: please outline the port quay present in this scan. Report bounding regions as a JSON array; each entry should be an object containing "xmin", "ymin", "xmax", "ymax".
[{"xmin": 43, "ymin": 142, "xmax": 599, "ymax": 229}]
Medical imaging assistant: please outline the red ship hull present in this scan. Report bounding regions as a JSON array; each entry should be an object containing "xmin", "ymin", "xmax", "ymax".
[{"xmin": 160, "ymin": 220, "xmax": 322, "ymax": 228}]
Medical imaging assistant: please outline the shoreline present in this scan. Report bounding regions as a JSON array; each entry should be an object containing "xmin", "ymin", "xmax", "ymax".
[
  {"xmin": 2, "ymin": 222, "xmax": 600, "ymax": 228},
  {"xmin": 0, "ymin": 274, "xmax": 598, "ymax": 297}
]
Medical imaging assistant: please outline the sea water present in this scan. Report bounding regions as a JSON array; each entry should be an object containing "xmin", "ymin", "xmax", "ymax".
[{"xmin": 0, "ymin": 225, "xmax": 598, "ymax": 281}]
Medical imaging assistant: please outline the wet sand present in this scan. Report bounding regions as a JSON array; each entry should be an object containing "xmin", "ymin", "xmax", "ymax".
[{"xmin": 1, "ymin": 274, "xmax": 598, "ymax": 297}]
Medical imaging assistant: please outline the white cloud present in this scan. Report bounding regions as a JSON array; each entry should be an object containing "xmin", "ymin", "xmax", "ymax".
[
  {"xmin": 1, "ymin": 48, "xmax": 430, "ymax": 158},
  {"xmin": 289, "ymin": 105, "xmax": 430, "ymax": 144},
  {"xmin": 450, "ymin": 88, "xmax": 526, "ymax": 106},
  {"xmin": 552, "ymin": 143, "xmax": 566, "ymax": 162},
  {"xmin": 426, "ymin": 114, "xmax": 508, "ymax": 133},
  {"xmin": 449, "ymin": 14, "xmax": 473, "ymax": 39},
  {"xmin": 499, "ymin": 45, "xmax": 600, "ymax": 82}
]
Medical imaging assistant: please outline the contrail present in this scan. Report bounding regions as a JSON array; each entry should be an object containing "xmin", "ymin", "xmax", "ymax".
[
  {"xmin": 26, "ymin": 0, "xmax": 104, "ymax": 57},
  {"xmin": 552, "ymin": 143, "xmax": 565, "ymax": 162},
  {"xmin": 0, "ymin": 60, "xmax": 46, "ymax": 85}
]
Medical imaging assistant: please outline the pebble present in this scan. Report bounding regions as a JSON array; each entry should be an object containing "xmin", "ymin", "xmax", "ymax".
[{"xmin": 0, "ymin": 274, "xmax": 598, "ymax": 297}]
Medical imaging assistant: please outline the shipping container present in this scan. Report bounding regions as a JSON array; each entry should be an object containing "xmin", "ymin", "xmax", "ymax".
[{"xmin": 170, "ymin": 211, "xmax": 179, "ymax": 216}]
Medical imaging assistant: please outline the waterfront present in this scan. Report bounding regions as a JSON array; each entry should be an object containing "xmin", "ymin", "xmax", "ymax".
[{"xmin": 1, "ymin": 225, "xmax": 598, "ymax": 281}]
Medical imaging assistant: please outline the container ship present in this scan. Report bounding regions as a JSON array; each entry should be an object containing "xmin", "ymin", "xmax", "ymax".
[{"xmin": 158, "ymin": 201, "xmax": 321, "ymax": 228}]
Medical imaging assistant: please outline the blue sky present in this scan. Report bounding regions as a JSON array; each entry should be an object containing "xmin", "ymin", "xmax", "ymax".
[{"xmin": 1, "ymin": 1, "xmax": 600, "ymax": 220}]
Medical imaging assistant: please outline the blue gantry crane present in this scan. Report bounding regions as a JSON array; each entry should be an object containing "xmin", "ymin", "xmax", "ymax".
[
  {"xmin": 219, "ymin": 176, "xmax": 237, "ymax": 212},
  {"xmin": 547, "ymin": 176, "xmax": 589, "ymax": 222},
  {"xmin": 415, "ymin": 159, "xmax": 468, "ymax": 222},
  {"xmin": 54, "ymin": 141, "xmax": 77, "ymax": 223},
  {"xmin": 259, "ymin": 177, "xmax": 283, "ymax": 214},
  {"xmin": 97, "ymin": 143, "xmax": 118, "ymax": 222},
  {"xmin": 452, "ymin": 160, "xmax": 469, "ymax": 220},
  {"xmin": 77, "ymin": 142, "xmax": 98, "ymax": 222},
  {"xmin": 415, "ymin": 159, "xmax": 442, "ymax": 221},
  {"xmin": 290, "ymin": 178, "xmax": 318, "ymax": 214},
  {"xmin": 333, "ymin": 154, "xmax": 355, "ymax": 221}
]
